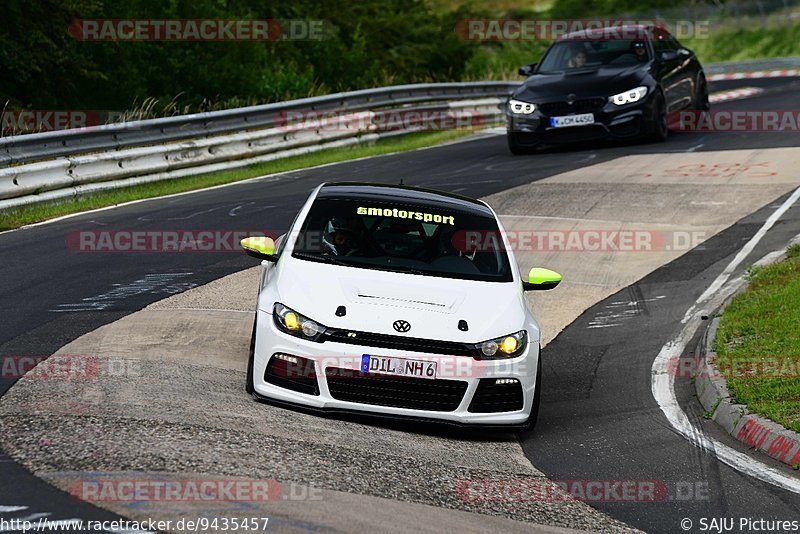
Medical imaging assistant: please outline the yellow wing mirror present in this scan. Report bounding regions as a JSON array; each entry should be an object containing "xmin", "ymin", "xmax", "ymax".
[
  {"xmin": 522, "ymin": 267, "xmax": 562, "ymax": 291},
  {"xmin": 240, "ymin": 236, "xmax": 277, "ymax": 261}
]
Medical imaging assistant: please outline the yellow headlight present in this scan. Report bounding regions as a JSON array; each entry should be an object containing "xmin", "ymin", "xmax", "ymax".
[
  {"xmin": 499, "ymin": 336, "xmax": 519, "ymax": 354},
  {"xmin": 284, "ymin": 312, "xmax": 301, "ymax": 330}
]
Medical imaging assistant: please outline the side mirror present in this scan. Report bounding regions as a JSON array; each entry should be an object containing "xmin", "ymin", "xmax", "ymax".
[
  {"xmin": 241, "ymin": 236, "xmax": 278, "ymax": 262},
  {"xmin": 522, "ymin": 267, "xmax": 562, "ymax": 291},
  {"xmin": 659, "ymin": 50, "xmax": 679, "ymax": 62},
  {"xmin": 518, "ymin": 63, "xmax": 537, "ymax": 76}
]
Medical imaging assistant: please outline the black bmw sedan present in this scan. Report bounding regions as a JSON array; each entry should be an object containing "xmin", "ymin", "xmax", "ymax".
[{"xmin": 505, "ymin": 24, "xmax": 709, "ymax": 154}]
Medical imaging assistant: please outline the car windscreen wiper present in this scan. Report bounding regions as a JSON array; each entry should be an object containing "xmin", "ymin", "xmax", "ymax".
[
  {"xmin": 293, "ymin": 252, "xmax": 351, "ymax": 267},
  {"xmin": 365, "ymin": 263, "xmax": 429, "ymax": 276}
]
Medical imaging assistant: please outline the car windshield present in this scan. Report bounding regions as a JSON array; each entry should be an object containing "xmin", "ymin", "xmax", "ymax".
[
  {"xmin": 537, "ymin": 39, "xmax": 650, "ymax": 73},
  {"xmin": 291, "ymin": 198, "xmax": 513, "ymax": 282}
]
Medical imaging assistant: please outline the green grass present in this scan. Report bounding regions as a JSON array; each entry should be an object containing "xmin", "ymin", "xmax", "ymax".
[
  {"xmin": 463, "ymin": 41, "xmax": 550, "ymax": 81},
  {"xmin": 683, "ymin": 22, "xmax": 800, "ymax": 63},
  {"xmin": 429, "ymin": 0, "xmax": 552, "ymax": 14},
  {"xmin": 0, "ymin": 129, "xmax": 475, "ymax": 231},
  {"xmin": 714, "ymin": 244, "xmax": 800, "ymax": 433}
]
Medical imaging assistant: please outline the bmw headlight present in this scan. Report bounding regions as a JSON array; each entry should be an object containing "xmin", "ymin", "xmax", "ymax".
[
  {"xmin": 609, "ymin": 86, "xmax": 647, "ymax": 106},
  {"xmin": 508, "ymin": 99, "xmax": 536, "ymax": 115},
  {"xmin": 473, "ymin": 331, "xmax": 527, "ymax": 359},
  {"xmin": 273, "ymin": 303, "xmax": 326, "ymax": 341}
]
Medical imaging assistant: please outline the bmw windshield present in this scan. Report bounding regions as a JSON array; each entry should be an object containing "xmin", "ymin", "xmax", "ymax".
[
  {"xmin": 537, "ymin": 39, "xmax": 650, "ymax": 74},
  {"xmin": 291, "ymin": 198, "xmax": 513, "ymax": 282}
]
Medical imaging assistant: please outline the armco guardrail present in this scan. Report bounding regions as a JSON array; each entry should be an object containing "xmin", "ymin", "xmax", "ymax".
[{"xmin": 0, "ymin": 82, "xmax": 518, "ymax": 210}]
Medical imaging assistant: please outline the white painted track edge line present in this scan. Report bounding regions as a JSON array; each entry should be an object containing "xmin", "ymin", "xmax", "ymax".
[
  {"xmin": 652, "ymin": 185, "xmax": 800, "ymax": 494},
  {"xmin": 691, "ymin": 185, "xmax": 800, "ymax": 318}
]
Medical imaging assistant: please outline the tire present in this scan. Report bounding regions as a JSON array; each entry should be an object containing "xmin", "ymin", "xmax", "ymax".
[
  {"xmin": 507, "ymin": 132, "xmax": 538, "ymax": 155},
  {"xmin": 694, "ymin": 75, "xmax": 710, "ymax": 111},
  {"xmin": 521, "ymin": 352, "xmax": 543, "ymax": 432},
  {"xmin": 649, "ymin": 91, "xmax": 668, "ymax": 142},
  {"xmin": 245, "ymin": 314, "xmax": 256, "ymax": 394}
]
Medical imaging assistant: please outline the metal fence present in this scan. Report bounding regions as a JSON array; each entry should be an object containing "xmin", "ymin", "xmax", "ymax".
[{"xmin": 0, "ymin": 82, "xmax": 518, "ymax": 210}]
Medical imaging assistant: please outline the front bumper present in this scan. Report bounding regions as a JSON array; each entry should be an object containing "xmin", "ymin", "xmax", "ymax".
[
  {"xmin": 251, "ymin": 309, "xmax": 538, "ymax": 426},
  {"xmin": 506, "ymin": 93, "xmax": 656, "ymax": 146}
]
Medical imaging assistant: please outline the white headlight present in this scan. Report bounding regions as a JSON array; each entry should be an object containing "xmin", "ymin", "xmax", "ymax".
[
  {"xmin": 609, "ymin": 86, "xmax": 648, "ymax": 106},
  {"xmin": 301, "ymin": 320, "xmax": 322, "ymax": 337},
  {"xmin": 481, "ymin": 340, "xmax": 499, "ymax": 356},
  {"xmin": 508, "ymin": 99, "xmax": 536, "ymax": 115}
]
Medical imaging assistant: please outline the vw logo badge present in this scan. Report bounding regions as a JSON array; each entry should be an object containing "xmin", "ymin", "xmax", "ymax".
[
  {"xmin": 393, "ymin": 320, "xmax": 411, "ymax": 333},
  {"xmin": 566, "ymin": 93, "xmax": 577, "ymax": 105}
]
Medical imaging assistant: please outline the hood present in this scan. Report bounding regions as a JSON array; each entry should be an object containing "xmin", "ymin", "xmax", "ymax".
[
  {"xmin": 514, "ymin": 64, "xmax": 649, "ymax": 101},
  {"xmin": 268, "ymin": 258, "xmax": 530, "ymax": 344}
]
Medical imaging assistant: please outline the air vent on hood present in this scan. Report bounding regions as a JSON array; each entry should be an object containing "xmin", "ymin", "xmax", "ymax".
[{"xmin": 357, "ymin": 294, "xmax": 445, "ymax": 307}]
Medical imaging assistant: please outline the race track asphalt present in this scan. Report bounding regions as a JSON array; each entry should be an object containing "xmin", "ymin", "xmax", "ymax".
[{"xmin": 1, "ymin": 76, "xmax": 799, "ymax": 531}]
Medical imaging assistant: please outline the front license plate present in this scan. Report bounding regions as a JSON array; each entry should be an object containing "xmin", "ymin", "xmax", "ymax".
[
  {"xmin": 361, "ymin": 354, "xmax": 437, "ymax": 379},
  {"xmin": 550, "ymin": 113, "xmax": 595, "ymax": 128}
]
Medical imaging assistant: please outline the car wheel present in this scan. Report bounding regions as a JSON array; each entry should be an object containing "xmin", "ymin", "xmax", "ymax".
[
  {"xmin": 521, "ymin": 352, "xmax": 543, "ymax": 432},
  {"xmin": 507, "ymin": 132, "xmax": 538, "ymax": 155},
  {"xmin": 245, "ymin": 314, "xmax": 256, "ymax": 394},
  {"xmin": 649, "ymin": 91, "xmax": 668, "ymax": 142},
  {"xmin": 695, "ymin": 75, "xmax": 710, "ymax": 111}
]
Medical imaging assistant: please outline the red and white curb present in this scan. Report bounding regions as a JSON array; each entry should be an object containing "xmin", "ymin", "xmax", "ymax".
[
  {"xmin": 709, "ymin": 86, "xmax": 765, "ymax": 103},
  {"xmin": 708, "ymin": 69, "xmax": 800, "ymax": 82},
  {"xmin": 652, "ymin": 187, "xmax": 800, "ymax": 495},
  {"xmin": 697, "ymin": 317, "xmax": 800, "ymax": 469}
]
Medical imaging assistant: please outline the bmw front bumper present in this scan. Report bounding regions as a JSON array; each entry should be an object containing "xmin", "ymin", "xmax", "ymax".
[{"xmin": 506, "ymin": 93, "xmax": 658, "ymax": 146}]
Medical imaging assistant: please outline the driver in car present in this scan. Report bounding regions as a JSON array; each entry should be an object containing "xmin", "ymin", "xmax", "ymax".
[
  {"xmin": 322, "ymin": 217, "xmax": 365, "ymax": 256},
  {"xmin": 567, "ymin": 49, "xmax": 587, "ymax": 68},
  {"xmin": 631, "ymin": 40, "xmax": 647, "ymax": 60}
]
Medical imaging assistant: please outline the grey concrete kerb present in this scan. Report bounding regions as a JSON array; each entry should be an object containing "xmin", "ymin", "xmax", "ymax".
[{"xmin": 696, "ymin": 272, "xmax": 800, "ymax": 470}]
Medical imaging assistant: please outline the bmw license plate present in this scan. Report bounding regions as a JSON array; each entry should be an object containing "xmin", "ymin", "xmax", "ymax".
[
  {"xmin": 361, "ymin": 354, "xmax": 437, "ymax": 379},
  {"xmin": 550, "ymin": 113, "xmax": 595, "ymax": 128}
]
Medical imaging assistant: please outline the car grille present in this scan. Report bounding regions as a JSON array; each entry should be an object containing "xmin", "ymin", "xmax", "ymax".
[
  {"xmin": 320, "ymin": 328, "xmax": 476, "ymax": 358},
  {"xmin": 264, "ymin": 354, "xmax": 320, "ymax": 395},
  {"xmin": 539, "ymin": 98, "xmax": 605, "ymax": 116},
  {"xmin": 468, "ymin": 378, "xmax": 524, "ymax": 413},
  {"xmin": 325, "ymin": 367, "xmax": 468, "ymax": 411}
]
